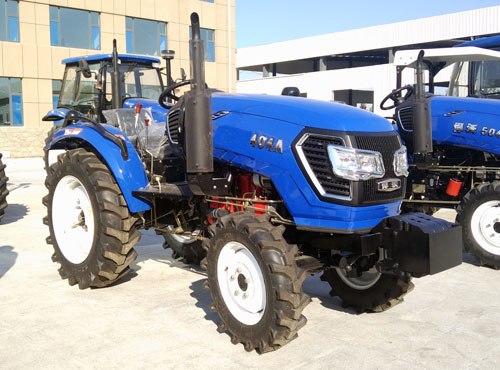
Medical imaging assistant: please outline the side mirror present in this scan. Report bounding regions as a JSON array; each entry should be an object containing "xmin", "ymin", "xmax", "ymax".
[
  {"xmin": 281, "ymin": 86, "xmax": 300, "ymax": 96},
  {"xmin": 180, "ymin": 68, "xmax": 187, "ymax": 81},
  {"xmin": 78, "ymin": 58, "xmax": 92, "ymax": 79}
]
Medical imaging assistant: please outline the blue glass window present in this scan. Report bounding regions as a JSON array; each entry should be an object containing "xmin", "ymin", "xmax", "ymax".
[
  {"xmin": 52, "ymin": 80, "xmax": 62, "ymax": 109},
  {"xmin": 200, "ymin": 0, "xmax": 214, "ymax": 2},
  {"xmin": 0, "ymin": 0, "xmax": 19, "ymax": 42},
  {"xmin": 0, "ymin": 77, "xmax": 23, "ymax": 126},
  {"xmin": 50, "ymin": 6, "xmax": 100, "ymax": 50},
  {"xmin": 125, "ymin": 17, "xmax": 167, "ymax": 56},
  {"xmin": 190, "ymin": 27, "xmax": 215, "ymax": 62}
]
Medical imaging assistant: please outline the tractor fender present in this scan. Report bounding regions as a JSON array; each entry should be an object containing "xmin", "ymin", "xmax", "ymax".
[{"xmin": 46, "ymin": 124, "xmax": 151, "ymax": 213}]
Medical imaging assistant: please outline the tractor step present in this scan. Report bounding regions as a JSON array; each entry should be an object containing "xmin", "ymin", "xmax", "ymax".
[{"xmin": 133, "ymin": 182, "xmax": 193, "ymax": 200}]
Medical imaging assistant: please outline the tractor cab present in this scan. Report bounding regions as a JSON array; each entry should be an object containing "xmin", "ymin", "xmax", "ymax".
[
  {"xmin": 450, "ymin": 35, "xmax": 500, "ymax": 100},
  {"xmin": 381, "ymin": 46, "xmax": 500, "ymax": 154},
  {"xmin": 44, "ymin": 53, "xmax": 165, "ymax": 122}
]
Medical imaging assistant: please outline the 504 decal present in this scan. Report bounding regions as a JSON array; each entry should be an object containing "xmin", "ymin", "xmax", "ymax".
[{"xmin": 453, "ymin": 122, "xmax": 500, "ymax": 138}]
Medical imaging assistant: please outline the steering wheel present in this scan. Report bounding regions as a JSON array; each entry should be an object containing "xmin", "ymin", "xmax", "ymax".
[
  {"xmin": 159, "ymin": 80, "xmax": 191, "ymax": 108},
  {"xmin": 380, "ymin": 85, "xmax": 414, "ymax": 110}
]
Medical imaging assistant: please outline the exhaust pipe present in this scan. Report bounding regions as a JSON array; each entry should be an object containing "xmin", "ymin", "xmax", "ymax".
[
  {"xmin": 184, "ymin": 12, "xmax": 213, "ymax": 174},
  {"xmin": 111, "ymin": 39, "xmax": 122, "ymax": 109},
  {"xmin": 412, "ymin": 50, "xmax": 432, "ymax": 154}
]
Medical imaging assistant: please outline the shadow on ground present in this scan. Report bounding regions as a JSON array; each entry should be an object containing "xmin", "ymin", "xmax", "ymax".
[
  {"xmin": 0, "ymin": 246, "xmax": 17, "ymax": 279},
  {"xmin": 0, "ymin": 203, "xmax": 29, "ymax": 225}
]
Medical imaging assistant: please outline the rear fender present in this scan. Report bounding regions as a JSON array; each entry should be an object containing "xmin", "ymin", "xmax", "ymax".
[{"xmin": 46, "ymin": 124, "xmax": 151, "ymax": 213}]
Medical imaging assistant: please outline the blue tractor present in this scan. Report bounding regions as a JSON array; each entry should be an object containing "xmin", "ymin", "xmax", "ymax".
[
  {"xmin": 383, "ymin": 36, "xmax": 500, "ymax": 269},
  {"xmin": 43, "ymin": 13, "xmax": 461, "ymax": 352}
]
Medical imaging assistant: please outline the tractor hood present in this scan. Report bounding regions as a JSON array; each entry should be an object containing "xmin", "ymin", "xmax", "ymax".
[
  {"xmin": 430, "ymin": 96, "xmax": 500, "ymax": 155},
  {"xmin": 431, "ymin": 96, "xmax": 500, "ymax": 117},
  {"xmin": 211, "ymin": 93, "xmax": 395, "ymax": 133}
]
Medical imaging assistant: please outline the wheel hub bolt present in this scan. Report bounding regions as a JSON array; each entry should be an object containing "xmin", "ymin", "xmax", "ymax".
[
  {"xmin": 237, "ymin": 268, "xmax": 242, "ymax": 273},
  {"xmin": 245, "ymin": 278, "xmax": 250, "ymax": 284},
  {"xmin": 243, "ymin": 293, "xmax": 249, "ymax": 298},
  {"xmin": 234, "ymin": 290, "xmax": 240, "ymax": 296},
  {"xmin": 230, "ymin": 275, "xmax": 236, "ymax": 281}
]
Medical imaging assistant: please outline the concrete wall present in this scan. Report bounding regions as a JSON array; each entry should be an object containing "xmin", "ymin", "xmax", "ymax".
[{"xmin": 0, "ymin": 0, "xmax": 236, "ymax": 158}]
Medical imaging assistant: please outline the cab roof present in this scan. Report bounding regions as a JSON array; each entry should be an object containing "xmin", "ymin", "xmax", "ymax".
[
  {"xmin": 458, "ymin": 35, "xmax": 500, "ymax": 50},
  {"xmin": 62, "ymin": 53, "xmax": 161, "ymax": 65}
]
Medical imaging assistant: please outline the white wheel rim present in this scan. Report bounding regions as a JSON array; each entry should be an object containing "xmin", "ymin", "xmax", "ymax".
[
  {"xmin": 336, "ymin": 265, "xmax": 381, "ymax": 290},
  {"xmin": 217, "ymin": 241, "xmax": 266, "ymax": 325},
  {"xmin": 52, "ymin": 175, "xmax": 95, "ymax": 264},
  {"xmin": 471, "ymin": 200, "xmax": 500, "ymax": 255}
]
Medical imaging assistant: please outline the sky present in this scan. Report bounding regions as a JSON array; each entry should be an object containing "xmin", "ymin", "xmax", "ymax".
[{"xmin": 235, "ymin": 0, "xmax": 500, "ymax": 48}]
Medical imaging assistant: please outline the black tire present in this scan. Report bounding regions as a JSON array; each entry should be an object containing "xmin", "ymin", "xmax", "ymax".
[
  {"xmin": 162, "ymin": 233, "xmax": 205, "ymax": 265},
  {"xmin": 0, "ymin": 153, "xmax": 9, "ymax": 221},
  {"xmin": 43, "ymin": 148, "xmax": 141, "ymax": 289},
  {"xmin": 202, "ymin": 212, "xmax": 310, "ymax": 353},
  {"xmin": 320, "ymin": 268, "xmax": 414, "ymax": 313},
  {"xmin": 456, "ymin": 182, "xmax": 500, "ymax": 269},
  {"xmin": 43, "ymin": 124, "xmax": 62, "ymax": 174}
]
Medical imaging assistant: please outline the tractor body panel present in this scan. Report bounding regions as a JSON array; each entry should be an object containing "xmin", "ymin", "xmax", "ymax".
[{"xmin": 48, "ymin": 124, "xmax": 151, "ymax": 212}]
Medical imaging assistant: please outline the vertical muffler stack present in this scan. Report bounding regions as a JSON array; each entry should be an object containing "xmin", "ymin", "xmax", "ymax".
[
  {"xmin": 412, "ymin": 50, "xmax": 433, "ymax": 154},
  {"xmin": 185, "ymin": 13, "xmax": 214, "ymax": 177},
  {"xmin": 111, "ymin": 39, "xmax": 122, "ymax": 109}
]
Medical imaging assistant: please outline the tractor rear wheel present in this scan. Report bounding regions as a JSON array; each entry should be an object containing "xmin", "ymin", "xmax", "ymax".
[
  {"xmin": 0, "ymin": 153, "xmax": 9, "ymax": 221},
  {"xmin": 44, "ymin": 148, "xmax": 141, "ymax": 289},
  {"xmin": 321, "ymin": 266, "xmax": 414, "ymax": 312},
  {"xmin": 43, "ymin": 124, "xmax": 62, "ymax": 174},
  {"xmin": 457, "ymin": 182, "xmax": 500, "ymax": 269},
  {"xmin": 203, "ymin": 212, "xmax": 310, "ymax": 353}
]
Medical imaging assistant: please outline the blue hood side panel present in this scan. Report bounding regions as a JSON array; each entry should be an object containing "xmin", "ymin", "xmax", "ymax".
[
  {"xmin": 48, "ymin": 124, "xmax": 151, "ymax": 213},
  {"xmin": 213, "ymin": 111, "xmax": 400, "ymax": 231},
  {"xmin": 430, "ymin": 96, "xmax": 500, "ymax": 156},
  {"xmin": 212, "ymin": 93, "xmax": 395, "ymax": 133}
]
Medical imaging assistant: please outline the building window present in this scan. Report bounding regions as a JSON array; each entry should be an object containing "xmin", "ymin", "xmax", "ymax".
[
  {"xmin": 50, "ymin": 6, "xmax": 100, "ymax": 49},
  {"xmin": 126, "ymin": 17, "xmax": 167, "ymax": 56},
  {"xmin": 200, "ymin": 0, "xmax": 214, "ymax": 2},
  {"xmin": 189, "ymin": 27, "xmax": 215, "ymax": 62},
  {"xmin": 0, "ymin": 77, "xmax": 23, "ymax": 126},
  {"xmin": 0, "ymin": 0, "xmax": 19, "ymax": 42},
  {"xmin": 52, "ymin": 80, "xmax": 62, "ymax": 109}
]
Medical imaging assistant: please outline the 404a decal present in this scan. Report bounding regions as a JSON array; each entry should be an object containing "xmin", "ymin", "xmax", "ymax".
[
  {"xmin": 453, "ymin": 122, "xmax": 500, "ymax": 138},
  {"xmin": 250, "ymin": 133, "xmax": 284, "ymax": 153}
]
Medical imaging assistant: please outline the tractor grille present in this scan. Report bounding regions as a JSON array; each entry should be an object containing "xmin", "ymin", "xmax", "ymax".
[
  {"xmin": 166, "ymin": 108, "xmax": 180, "ymax": 144},
  {"xmin": 300, "ymin": 135, "xmax": 351, "ymax": 198},
  {"xmin": 355, "ymin": 134, "xmax": 405, "ymax": 203},
  {"xmin": 397, "ymin": 107, "xmax": 413, "ymax": 131},
  {"xmin": 295, "ymin": 131, "xmax": 406, "ymax": 206}
]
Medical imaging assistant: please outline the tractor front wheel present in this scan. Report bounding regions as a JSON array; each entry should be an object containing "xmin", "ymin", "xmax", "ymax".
[
  {"xmin": 457, "ymin": 182, "xmax": 500, "ymax": 269},
  {"xmin": 0, "ymin": 153, "xmax": 9, "ymax": 221},
  {"xmin": 44, "ymin": 148, "xmax": 141, "ymax": 289},
  {"xmin": 321, "ymin": 265, "xmax": 414, "ymax": 312},
  {"xmin": 203, "ymin": 212, "xmax": 310, "ymax": 353}
]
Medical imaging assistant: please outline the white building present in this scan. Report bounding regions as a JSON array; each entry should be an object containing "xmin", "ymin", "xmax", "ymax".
[{"xmin": 236, "ymin": 6, "xmax": 500, "ymax": 116}]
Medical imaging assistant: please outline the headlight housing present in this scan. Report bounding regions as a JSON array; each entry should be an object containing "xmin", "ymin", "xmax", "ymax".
[
  {"xmin": 327, "ymin": 145, "xmax": 385, "ymax": 181},
  {"xmin": 393, "ymin": 146, "xmax": 409, "ymax": 177}
]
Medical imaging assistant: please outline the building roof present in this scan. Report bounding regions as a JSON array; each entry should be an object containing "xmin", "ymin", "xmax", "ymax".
[
  {"xmin": 236, "ymin": 5, "xmax": 500, "ymax": 69},
  {"xmin": 62, "ymin": 54, "xmax": 161, "ymax": 65}
]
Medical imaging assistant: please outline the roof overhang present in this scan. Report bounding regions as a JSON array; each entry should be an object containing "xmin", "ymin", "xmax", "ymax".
[{"xmin": 393, "ymin": 46, "xmax": 500, "ymax": 69}]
